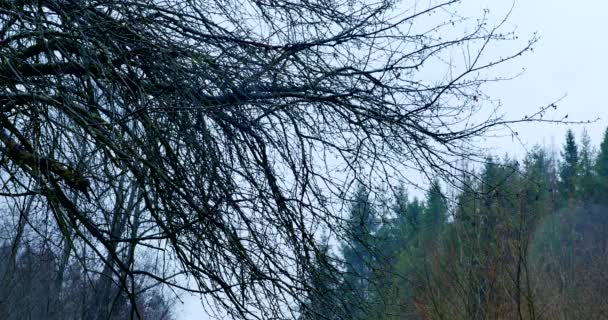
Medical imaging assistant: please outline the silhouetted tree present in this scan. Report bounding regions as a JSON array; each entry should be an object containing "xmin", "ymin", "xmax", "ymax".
[{"xmin": 0, "ymin": 0, "xmax": 566, "ymax": 318}]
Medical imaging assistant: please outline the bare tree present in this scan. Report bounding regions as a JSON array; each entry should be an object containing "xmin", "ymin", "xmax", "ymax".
[
  {"xmin": 0, "ymin": 242, "xmax": 174, "ymax": 320},
  {"xmin": 0, "ymin": 0, "xmax": 565, "ymax": 318}
]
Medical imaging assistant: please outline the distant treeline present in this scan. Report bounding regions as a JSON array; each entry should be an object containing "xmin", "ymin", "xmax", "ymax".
[
  {"xmin": 300, "ymin": 127, "xmax": 608, "ymax": 320},
  {"xmin": 0, "ymin": 244, "xmax": 174, "ymax": 320}
]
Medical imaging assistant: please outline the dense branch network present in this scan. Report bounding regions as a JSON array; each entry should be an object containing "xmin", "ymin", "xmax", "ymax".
[{"xmin": 0, "ymin": 0, "xmax": 560, "ymax": 318}]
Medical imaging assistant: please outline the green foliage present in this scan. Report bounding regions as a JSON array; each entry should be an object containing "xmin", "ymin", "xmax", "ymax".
[
  {"xmin": 522, "ymin": 147, "xmax": 557, "ymax": 218},
  {"xmin": 300, "ymin": 238, "xmax": 343, "ymax": 320},
  {"xmin": 369, "ymin": 185, "xmax": 425, "ymax": 320},
  {"xmin": 331, "ymin": 126, "xmax": 608, "ymax": 320},
  {"xmin": 577, "ymin": 130, "xmax": 596, "ymax": 202},
  {"xmin": 595, "ymin": 128, "xmax": 608, "ymax": 202},
  {"xmin": 340, "ymin": 185, "xmax": 378, "ymax": 319},
  {"xmin": 529, "ymin": 205, "xmax": 608, "ymax": 318},
  {"xmin": 559, "ymin": 129, "xmax": 579, "ymax": 201},
  {"xmin": 421, "ymin": 180, "xmax": 447, "ymax": 236},
  {"xmin": 375, "ymin": 186, "xmax": 409, "ymax": 264}
]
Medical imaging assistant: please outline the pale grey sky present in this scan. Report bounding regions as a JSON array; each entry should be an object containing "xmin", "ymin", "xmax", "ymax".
[
  {"xmin": 176, "ymin": 1, "xmax": 608, "ymax": 318},
  {"xmin": 463, "ymin": 0, "xmax": 608, "ymax": 154}
]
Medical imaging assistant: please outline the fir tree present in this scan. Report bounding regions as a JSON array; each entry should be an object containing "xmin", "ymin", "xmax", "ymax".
[
  {"xmin": 577, "ymin": 129, "xmax": 595, "ymax": 202},
  {"xmin": 422, "ymin": 180, "xmax": 447, "ymax": 236},
  {"xmin": 595, "ymin": 127, "xmax": 608, "ymax": 203},
  {"xmin": 559, "ymin": 129, "xmax": 579, "ymax": 201}
]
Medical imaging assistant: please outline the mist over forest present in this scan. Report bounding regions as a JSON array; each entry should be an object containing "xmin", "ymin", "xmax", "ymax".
[{"xmin": 0, "ymin": 0, "xmax": 606, "ymax": 319}]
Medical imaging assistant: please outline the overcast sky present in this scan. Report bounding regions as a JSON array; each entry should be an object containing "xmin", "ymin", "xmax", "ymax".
[
  {"xmin": 177, "ymin": 1, "xmax": 608, "ymax": 318},
  {"xmin": 463, "ymin": 0, "xmax": 608, "ymax": 155}
]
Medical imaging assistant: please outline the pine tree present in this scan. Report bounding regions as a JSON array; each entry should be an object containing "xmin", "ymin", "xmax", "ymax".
[
  {"xmin": 470, "ymin": 158, "xmax": 520, "ymax": 319},
  {"xmin": 559, "ymin": 129, "xmax": 579, "ymax": 202}
]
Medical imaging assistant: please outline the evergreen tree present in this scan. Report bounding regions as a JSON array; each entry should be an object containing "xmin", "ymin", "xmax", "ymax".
[
  {"xmin": 523, "ymin": 147, "xmax": 557, "ymax": 215},
  {"xmin": 468, "ymin": 159, "xmax": 518, "ymax": 320},
  {"xmin": 392, "ymin": 185, "xmax": 410, "ymax": 238},
  {"xmin": 340, "ymin": 185, "xmax": 378, "ymax": 319},
  {"xmin": 373, "ymin": 189, "xmax": 427, "ymax": 320},
  {"xmin": 453, "ymin": 170, "xmax": 478, "ymax": 227},
  {"xmin": 376, "ymin": 186, "xmax": 408, "ymax": 261},
  {"xmin": 421, "ymin": 180, "xmax": 447, "ymax": 235},
  {"xmin": 406, "ymin": 198, "xmax": 424, "ymax": 236},
  {"xmin": 300, "ymin": 237, "xmax": 341, "ymax": 320},
  {"xmin": 480, "ymin": 157, "xmax": 521, "ymax": 238},
  {"xmin": 369, "ymin": 185, "xmax": 427, "ymax": 319},
  {"xmin": 595, "ymin": 127, "xmax": 608, "ymax": 203},
  {"xmin": 577, "ymin": 129, "xmax": 595, "ymax": 202},
  {"xmin": 559, "ymin": 129, "xmax": 579, "ymax": 202},
  {"xmin": 378, "ymin": 185, "xmax": 422, "ymax": 257}
]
